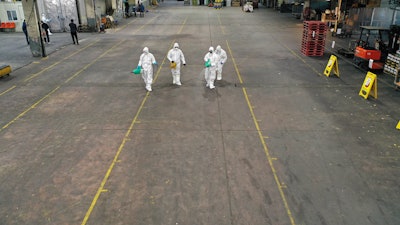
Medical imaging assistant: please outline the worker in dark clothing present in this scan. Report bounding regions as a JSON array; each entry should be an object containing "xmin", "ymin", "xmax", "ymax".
[
  {"xmin": 124, "ymin": 0, "xmax": 130, "ymax": 17},
  {"xmin": 41, "ymin": 21, "xmax": 50, "ymax": 43},
  {"xmin": 22, "ymin": 19, "xmax": 29, "ymax": 45},
  {"xmin": 69, "ymin": 19, "xmax": 79, "ymax": 45}
]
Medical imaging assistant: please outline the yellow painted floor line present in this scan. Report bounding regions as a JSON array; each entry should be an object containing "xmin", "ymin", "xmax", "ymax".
[
  {"xmin": 217, "ymin": 14, "xmax": 225, "ymax": 35},
  {"xmin": 277, "ymin": 38, "xmax": 392, "ymax": 88},
  {"xmin": 80, "ymin": 17, "xmax": 187, "ymax": 225},
  {"xmin": 24, "ymin": 16, "xmax": 158, "ymax": 83},
  {"xmin": 226, "ymin": 40, "xmax": 296, "ymax": 225},
  {"xmin": 24, "ymin": 39, "xmax": 100, "ymax": 82},
  {"xmin": 0, "ymin": 40, "xmax": 124, "ymax": 133},
  {"xmin": 80, "ymin": 89, "xmax": 150, "ymax": 225},
  {"xmin": 278, "ymin": 40, "xmax": 325, "ymax": 78},
  {"xmin": 0, "ymin": 85, "xmax": 16, "ymax": 97},
  {"xmin": 0, "ymin": 86, "xmax": 60, "ymax": 132},
  {"xmin": 0, "ymin": 39, "xmax": 99, "ymax": 101},
  {"xmin": 1, "ymin": 15, "xmax": 161, "ymax": 133}
]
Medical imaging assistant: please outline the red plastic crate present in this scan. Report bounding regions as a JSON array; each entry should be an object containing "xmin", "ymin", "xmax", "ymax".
[
  {"xmin": 301, "ymin": 41, "xmax": 325, "ymax": 48},
  {"xmin": 301, "ymin": 50, "xmax": 324, "ymax": 56},
  {"xmin": 302, "ymin": 37, "xmax": 326, "ymax": 42}
]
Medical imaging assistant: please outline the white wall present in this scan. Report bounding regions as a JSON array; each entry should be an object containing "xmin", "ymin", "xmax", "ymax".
[{"xmin": 0, "ymin": 2, "xmax": 24, "ymax": 32}]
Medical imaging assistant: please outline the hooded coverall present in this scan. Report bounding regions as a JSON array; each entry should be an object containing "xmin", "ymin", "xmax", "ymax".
[
  {"xmin": 215, "ymin": 45, "xmax": 227, "ymax": 80},
  {"xmin": 204, "ymin": 47, "xmax": 219, "ymax": 89},
  {"xmin": 167, "ymin": 43, "xmax": 186, "ymax": 85},
  {"xmin": 138, "ymin": 47, "xmax": 157, "ymax": 91}
]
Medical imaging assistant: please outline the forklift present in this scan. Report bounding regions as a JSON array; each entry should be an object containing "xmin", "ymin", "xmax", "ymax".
[
  {"xmin": 337, "ymin": 26, "xmax": 391, "ymax": 70},
  {"xmin": 353, "ymin": 26, "xmax": 390, "ymax": 70}
]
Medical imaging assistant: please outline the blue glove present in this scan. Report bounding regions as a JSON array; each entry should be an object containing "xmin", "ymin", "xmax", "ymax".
[{"xmin": 153, "ymin": 61, "xmax": 157, "ymax": 65}]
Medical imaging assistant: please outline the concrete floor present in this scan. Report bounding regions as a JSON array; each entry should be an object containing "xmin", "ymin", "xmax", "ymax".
[{"xmin": 0, "ymin": 1, "xmax": 400, "ymax": 225}]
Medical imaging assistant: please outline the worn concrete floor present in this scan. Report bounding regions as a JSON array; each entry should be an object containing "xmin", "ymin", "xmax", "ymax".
[{"xmin": 0, "ymin": 1, "xmax": 399, "ymax": 225}]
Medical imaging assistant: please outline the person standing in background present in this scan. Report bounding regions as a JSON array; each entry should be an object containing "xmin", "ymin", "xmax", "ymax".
[
  {"xmin": 22, "ymin": 20, "xmax": 29, "ymax": 45},
  {"xmin": 124, "ymin": 0, "xmax": 130, "ymax": 17},
  {"xmin": 41, "ymin": 21, "xmax": 50, "ymax": 43},
  {"xmin": 69, "ymin": 19, "xmax": 79, "ymax": 45}
]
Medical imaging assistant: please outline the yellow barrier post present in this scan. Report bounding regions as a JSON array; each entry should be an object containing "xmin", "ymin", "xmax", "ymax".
[
  {"xmin": 359, "ymin": 71, "xmax": 377, "ymax": 99},
  {"xmin": 0, "ymin": 65, "xmax": 12, "ymax": 78},
  {"xmin": 324, "ymin": 55, "xmax": 339, "ymax": 77}
]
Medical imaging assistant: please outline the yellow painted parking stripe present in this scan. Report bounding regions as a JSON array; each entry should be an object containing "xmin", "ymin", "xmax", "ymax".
[
  {"xmin": 24, "ymin": 16, "xmax": 158, "ymax": 83},
  {"xmin": 0, "ymin": 86, "xmax": 60, "ymax": 132},
  {"xmin": 154, "ymin": 18, "xmax": 187, "ymax": 82},
  {"xmin": 80, "ymin": 88, "xmax": 150, "ymax": 225},
  {"xmin": 178, "ymin": 18, "xmax": 187, "ymax": 34},
  {"xmin": 24, "ymin": 40, "xmax": 100, "ymax": 82},
  {"xmin": 217, "ymin": 14, "xmax": 225, "ymax": 35},
  {"xmin": 226, "ymin": 40, "xmax": 296, "ymax": 225},
  {"xmin": 278, "ymin": 40, "xmax": 325, "ymax": 77},
  {"xmin": 0, "ymin": 85, "xmax": 16, "ymax": 96},
  {"xmin": 81, "ymin": 16, "xmax": 186, "ymax": 225},
  {"xmin": 1, "ymin": 15, "xmax": 161, "ymax": 133},
  {"xmin": 0, "ymin": 40, "xmax": 124, "ymax": 133},
  {"xmin": 131, "ymin": 15, "xmax": 160, "ymax": 35},
  {"xmin": 279, "ymin": 37, "xmax": 398, "ymax": 90}
]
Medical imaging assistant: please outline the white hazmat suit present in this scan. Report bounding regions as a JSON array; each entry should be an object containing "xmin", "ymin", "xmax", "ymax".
[
  {"xmin": 243, "ymin": 2, "xmax": 253, "ymax": 12},
  {"xmin": 215, "ymin": 45, "xmax": 227, "ymax": 81},
  {"xmin": 138, "ymin": 47, "xmax": 157, "ymax": 92},
  {"xmin": 204, "ymin": 46, "xmax": 219, "ymax": 89},
  {"xmin": 167, "ymin": 43, "xmax": 186, "ymax": 86}
]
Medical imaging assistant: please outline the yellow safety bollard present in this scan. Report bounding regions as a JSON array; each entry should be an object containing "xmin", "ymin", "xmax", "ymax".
[{"xmin": 0, "ymin": 65, "xmax": 12, "ymax": 78}]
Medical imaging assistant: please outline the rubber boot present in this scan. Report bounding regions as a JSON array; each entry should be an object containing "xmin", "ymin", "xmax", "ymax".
[
  {"xmin": 217, "ymin": 72, "xmax": 222, "ymax": 80},
  {"xmin": 172, "ymin": 74, "xmax": 176, "ymax": 84},
  {"xmin": 209, "ymin": 79, "xmax": 215, "ymax": 89},
  {"xmin": 176, "ymin": 74, "xmax": 181, "ymax": 86}
]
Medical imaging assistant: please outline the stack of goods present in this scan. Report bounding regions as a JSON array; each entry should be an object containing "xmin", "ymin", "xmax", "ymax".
[
  {"xmin": 301, "ymin": 21, "xmax": 327, "ymax": 56},
  {"xmin": 384, "ymin": 51, "xmax": 400, "ymax": 77},
  {"xmin": 232, "ymin": 0, "xmax": 240, "ymax": 6}
]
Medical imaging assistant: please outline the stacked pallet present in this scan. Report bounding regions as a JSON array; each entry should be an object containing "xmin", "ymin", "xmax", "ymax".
[{"xmin": 301, "ymin": 21, "xmax": 327, "ymax": 56}]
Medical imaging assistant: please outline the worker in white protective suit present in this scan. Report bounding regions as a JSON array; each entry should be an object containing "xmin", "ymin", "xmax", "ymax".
[
  {"xmin": 167, "ymin": 42, "xmax": 186, "ymax": 86},
  {"xmin": 243, "ymin": 2, "xmax": 253, "ymax": 12},
  {"xmin": 138, "ymin": 47, "xmax": 157, "ymax": 92},
  {"xmin": 204, "ymin": 46, "xmax": 219, "ymax": 89},
  {"xmin": 215, "ymin": 45, "xmax": 227, "ymax": 81}
]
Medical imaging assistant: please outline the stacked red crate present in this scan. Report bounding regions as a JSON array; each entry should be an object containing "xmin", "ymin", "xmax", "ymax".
[{"xmin": 301, "ymin": 21, "xmax": 327, "ymax": 56}]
